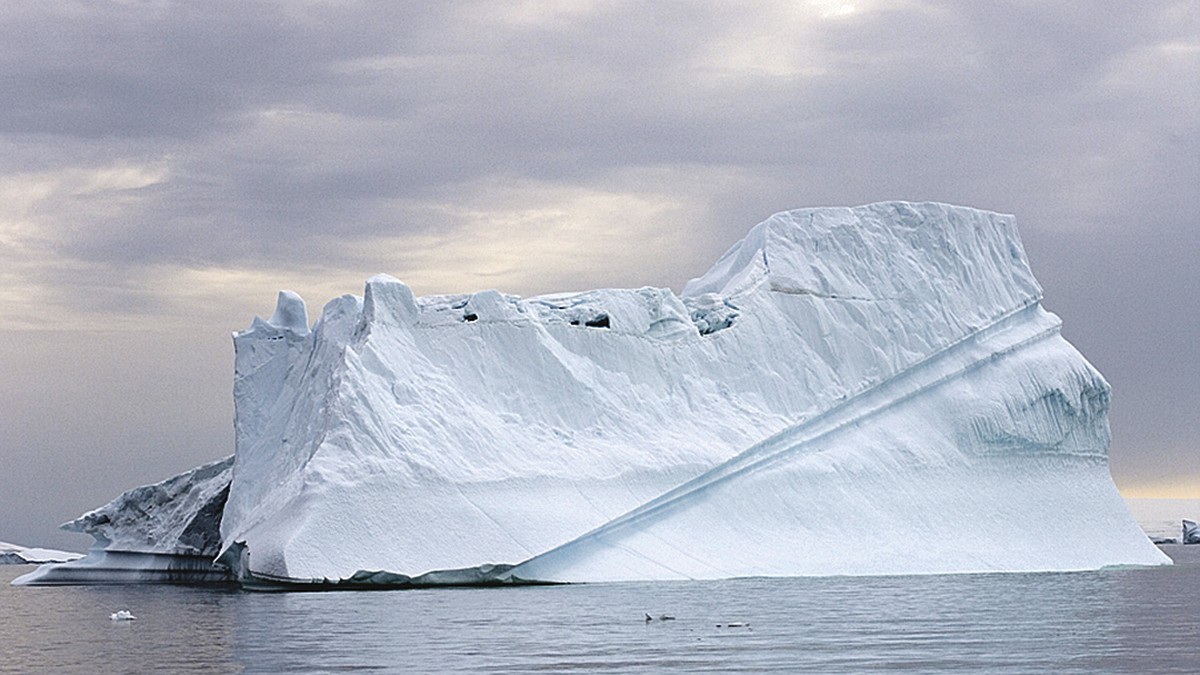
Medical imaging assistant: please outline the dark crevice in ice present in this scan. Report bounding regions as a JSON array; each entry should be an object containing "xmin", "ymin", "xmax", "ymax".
[{"xmin": 178, "ymin": 483, "xmax": 231, "ymax": 558}]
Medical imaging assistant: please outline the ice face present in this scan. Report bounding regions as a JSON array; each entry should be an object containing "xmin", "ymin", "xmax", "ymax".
[
  {"xmin": 507, "ymin": 307, "xmax": 1151, "ymax": 582},
  {"xmin": 10, "ymin": 458, "xmax": 234, "ymax": 586}
]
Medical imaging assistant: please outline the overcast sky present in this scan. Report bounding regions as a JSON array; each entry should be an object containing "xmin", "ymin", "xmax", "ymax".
[{"xmin": 1, "ymin": 0, "xmax": 1196, "ymax": 550}]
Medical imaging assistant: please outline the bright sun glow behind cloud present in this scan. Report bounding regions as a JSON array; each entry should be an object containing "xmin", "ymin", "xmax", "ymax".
[{"xmin": 809, "ymin": 0, "xmax": 859, "ymax": 18}]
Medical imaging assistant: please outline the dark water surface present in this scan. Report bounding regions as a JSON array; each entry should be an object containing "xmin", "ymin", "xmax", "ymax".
[{"xmin": 3, "ymin": 548, "xmax": 1197, "ymax": 674}]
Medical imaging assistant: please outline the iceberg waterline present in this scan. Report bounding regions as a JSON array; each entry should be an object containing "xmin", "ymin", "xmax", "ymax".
[{"xmin": 13, "ymin": 201, "xmax": 1169, "ymax": 588}]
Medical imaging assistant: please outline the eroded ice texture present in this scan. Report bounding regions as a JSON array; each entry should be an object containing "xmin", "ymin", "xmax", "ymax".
[
  {"xmin": 63, "ymin": 456, "xmax": 233, "ymax": 557},
  {"xmin": 12, "ymin": 457, "xmax": 233, "ymax": 585}
]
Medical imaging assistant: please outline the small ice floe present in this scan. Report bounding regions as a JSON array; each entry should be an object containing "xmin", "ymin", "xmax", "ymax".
[
  {"xmin": 644, "ymin": 613, "xmax": 676, "ymax": 623},
  {"xmin": 110, "ymin": 610, "xmax": 136, "ymax": 621},
  {"xmin": 716, "ymin": 622, "xmax": 750, "ymax": 629}
]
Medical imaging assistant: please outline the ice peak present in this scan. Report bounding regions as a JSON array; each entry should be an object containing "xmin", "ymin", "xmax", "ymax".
[
  {"xmin": 363, "ymin": 274, "xmax": 417, "ymax": 326},
  {"xmin": 268, "ymin": 290, "xmax": 310, "ymax": 335}
]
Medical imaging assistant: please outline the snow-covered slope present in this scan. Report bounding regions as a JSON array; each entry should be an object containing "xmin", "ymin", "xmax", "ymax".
[{"xmin": 212, "ymin": 201, "xmax": 1165, "ymax": 584}]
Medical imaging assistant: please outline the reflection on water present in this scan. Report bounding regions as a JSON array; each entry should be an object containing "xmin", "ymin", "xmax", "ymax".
[{"xmin": 3, "ymin": 551, "xmax": 1197, "ymax": 674}]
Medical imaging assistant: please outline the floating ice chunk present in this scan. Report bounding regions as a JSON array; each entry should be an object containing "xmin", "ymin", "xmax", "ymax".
[{"xmin": 110, "ymin": 610, "xmax": 136, "ymax": 621}]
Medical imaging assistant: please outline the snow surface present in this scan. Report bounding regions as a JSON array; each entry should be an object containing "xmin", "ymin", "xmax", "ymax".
[{"xmin": 17, "ymin": 201, "xmax": 1169, "ymax": 587}]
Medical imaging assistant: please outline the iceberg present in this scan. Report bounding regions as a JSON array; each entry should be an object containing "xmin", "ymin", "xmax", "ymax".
[
  {"xmin": 0, "ymin": 541, "xmax": 82, "ymax": 565},
  {"xmin": 16, "ymin": 202, "xmax": 1170, "ymax": 588},
  {"xmin": 1185, "ymin": 520, "xmax": 1199, "ymax": 545}
]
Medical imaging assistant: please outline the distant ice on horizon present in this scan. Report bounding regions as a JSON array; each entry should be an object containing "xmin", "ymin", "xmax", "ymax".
[{"xmin": 1123, "ymin": 498, "xmax": 1200, "ymax": 540}]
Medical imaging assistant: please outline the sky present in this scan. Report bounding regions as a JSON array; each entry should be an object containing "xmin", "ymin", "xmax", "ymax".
[{"xmin": 1, "ymin": 0, "xmax": 1196, "ymax": 551}]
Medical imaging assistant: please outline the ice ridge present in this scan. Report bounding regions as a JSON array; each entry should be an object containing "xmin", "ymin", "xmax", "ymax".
[{"xmin": 15, "ymin": 201, "xmax": 1168, "ymax": 588}]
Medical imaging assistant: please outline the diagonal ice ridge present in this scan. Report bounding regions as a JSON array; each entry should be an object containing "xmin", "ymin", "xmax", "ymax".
[{"xmin": 507, "ymin": 303, "xmax": 1146, "ymax": 581}]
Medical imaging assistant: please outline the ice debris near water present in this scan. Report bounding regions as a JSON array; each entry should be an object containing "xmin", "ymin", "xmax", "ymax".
[
  {"xmin": 15, "ymin": 202, "xmax": 1170, "ymax": 588},
  {"xmin": 11, "ymin": 458, "xmax": 233, "ymax": 585}
]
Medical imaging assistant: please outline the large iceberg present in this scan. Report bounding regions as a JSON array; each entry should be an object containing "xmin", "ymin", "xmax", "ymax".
[{"xmin": 15, "ymin": 202, "xmax": 1169, "ymax": 588}]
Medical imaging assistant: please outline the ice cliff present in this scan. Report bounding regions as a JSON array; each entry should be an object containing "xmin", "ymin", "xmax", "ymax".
[{"xmin": 14, "ymin": 202, "xmax": 1169, "ymax": 588}]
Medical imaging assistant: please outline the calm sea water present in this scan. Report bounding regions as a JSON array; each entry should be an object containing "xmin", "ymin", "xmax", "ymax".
[{"xmin": 2, "ymin": 548, "xmax": 1197, "ymax": 674}]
